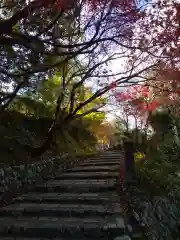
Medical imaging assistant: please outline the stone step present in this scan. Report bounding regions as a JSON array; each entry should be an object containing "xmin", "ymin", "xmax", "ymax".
[
  {"xmin": 100, "ymin": 151, "xmax": 121, "ymax": 154},
  {"xmin": 85, "ymin": 153, "xmax": 121, "ymax": 158},
  {"xmin": 0, "ymin": 202, "xmax": 122, "ymax": 217},
  {"xmin": 86, "ymin": 156, "xmax": 121, "ymax": 161},
  {"xmin": 55, "ymin": 171, "xmax": 119, "ymax": 180},
  {"xmin": 0, "ymin": 238, "xmax": 108, "ymax": 240},
  {"xmin": 78, "ymin": 159, "xmax": 121, "ymax": 166},
  {"xmin": 87, "ymin": 158, "xmax": 121, "ymax": 162},
  {"xmin": 0, "ymin": 151, "xmax": 131, "ymax": 240},
  {"xmin": 0, "ymin": 237, "xmax": 112, "ymax": 240},
  {"xmin": 95, "ymin": 152, "xmax": 122, "ymax": 156},
  {"xmin": 79, "ymin": 162, "xmax": 120, "ymax": 167},
  {"xmin": 0, "ymin": 216, "xmax": 125, "ymax": 238},
  {"xmin": 0, "ymin": 238, "xmax": 116, "ymax": 240},
  {"xmin": 13, "ymin": 192, "xmax": 119, "ymax": 204},
  {"xmin": 33, "ymin": 179, "xmax": 116, "ymax": 193},
  {"xmin": 68, "ymin": 165, "xmax": 119, "ymax": 172}
]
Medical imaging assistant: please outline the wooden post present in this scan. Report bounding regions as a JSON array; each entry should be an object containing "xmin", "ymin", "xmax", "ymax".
[{"xmin": 123, "ymin": 132, "xmax": 136, "ymax": 184}]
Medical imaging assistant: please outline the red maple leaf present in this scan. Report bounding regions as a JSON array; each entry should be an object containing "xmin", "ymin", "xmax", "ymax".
[
  {"xmin": 114, "ymin": 84, "xmax": 161, "ymax": 113},
  {"xmin": 140, "ymin": 101, "xmax": 160, "ymax": 112},
  {"xmin": 110, "ymin": 78, "xmax": 117, "ymax": 90},
  {"xmin": 141, "ymin": 86, "xmax": 150, "ymax": 98},
  {"xmin": 175, "ymin": 89, "xmax": 180, "ymax": 94}
]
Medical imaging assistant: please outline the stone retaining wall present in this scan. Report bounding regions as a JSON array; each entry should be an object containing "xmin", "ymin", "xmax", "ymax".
[{"xmin": 0, "ymin": 153, "xmax": 94, "ymax": 205}]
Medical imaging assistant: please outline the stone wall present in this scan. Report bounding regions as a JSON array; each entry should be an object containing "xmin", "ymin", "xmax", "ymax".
[{"xmin": 0, "ymin": 153, "xmax": 91, "ymax": 205}]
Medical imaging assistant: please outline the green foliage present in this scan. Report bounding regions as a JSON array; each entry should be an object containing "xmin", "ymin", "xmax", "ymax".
[
  {"xmin": 129, "ymin": 124, "xmax": 180, "ymax": 239},
  {"xmin": 10, "ymin": 72, "xmax": 107, "ymax": 120},
  {"xmin": 109, "ymin": 118, "xmax": 127, "ymax": 147},
  {"xmin": 3, "ymin": 66, "xmax": 107, "ymax": 161},
  {"xmin": 148, "ymin": 110, "xmax": 172, "ymax": 135},
  {"xmin": 114, "ymin": 112, "xmax": 180, "ymax": 238},
  {"xmin": 10, "ymin": 74, "xmax": 63, "ymax": 118},
  {"xmin": 0, "ymin": 110, "xmax": 99, "ymax": 165},
  {"xmin": 142, "ymin": 133, "xmax": 180, "ymax": 187},
  {"xmin": 10, "ymin": 97, "xmax": 54, "ymax": 118}
]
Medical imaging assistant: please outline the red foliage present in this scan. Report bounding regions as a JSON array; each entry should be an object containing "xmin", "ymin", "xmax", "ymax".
[
  {"xmin": 139, "ymin": 100, "xmax": 161, "ymax": 112},
  {"xmin": 39, "ymin": 0, "xmax": 52, "ymax": 7},
  {"xmin": 115, "ymin": 84, "xmax": 161, "ymax": 113},
  {"xmin": 115, "ymin": 85, "xmax": 150, "ymax": 102},
  {"xmin": 110, "ymin": 80, "xmax": 117, "ymax": 90},
  {"xmin": 138, "ymin": 1, "xmax": 180, "ymax": 65},
  {"xmin": 175, "ymin": 89, "xmax": 180, "ymax": 95},
  {"xmin": 55, "ymin": 0, "xmax": 74, "ymax": 9},
  {"xmin": 41, "ymin": 0, "xmax": 136, "ymax": 10},
  {"xmin": 40, "ymin": 0, "xmax": 74, "ymax": 9},
  {"xmin": 116, "ymin": 92, "xmax": 133, "ymax": 101},
  {"xmin": 88, "ymin": 0, "xmax": 135, "ymax": 10},
  {"xmin": 141, "ymin": 86, "xmax": 149, "ymax": 98}
]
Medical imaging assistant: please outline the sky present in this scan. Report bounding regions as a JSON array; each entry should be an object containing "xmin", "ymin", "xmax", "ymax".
[
  {"xmin": 101, "ymin": 0, "xmax": 151, "ymax": 124},
  {"xmin": 105, "ymin": 0, "xmax": 180, "ymax": 126},
  {"xmin": 3, "ymin": 0, "xmax": 179, "ymax": 130},
  {"xmin": 105, "ymin": 57, "xmax": 136, "ymax": 128}
]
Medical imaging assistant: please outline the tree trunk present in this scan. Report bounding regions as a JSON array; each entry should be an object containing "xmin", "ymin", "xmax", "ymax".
[
  {"xmin": 125, "ymin": 116, "xmax": 129, "ymax": 131},
  {"xmin": 168, "ymin": 108, "xmax": 180, "ymax": 146},
  {"xmin": 171, "ymin": 119, "xmax": 180, "ymax": 146},
  {"xmin": 23, "ymin": 122, "xmax": 56, "ymax": 157},
  {"xmin": 134, "ymin": 115, "xmax": 138, "ymax": 146},
  {"xmin": 24, "ymin": 112, "xmax": 74, "ymax": 157}
]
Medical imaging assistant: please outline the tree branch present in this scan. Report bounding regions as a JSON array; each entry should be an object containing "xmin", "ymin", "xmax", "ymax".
[{"xmin": 0, "ymin": 0, "xmax": 54, "ymax": 35}]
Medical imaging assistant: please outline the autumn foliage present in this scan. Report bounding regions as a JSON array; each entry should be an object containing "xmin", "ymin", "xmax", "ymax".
[
  {"xmin": 41, "ymin": 0, "xmax": 136, "ymax": 10},
  {"xmin": 1, "ymin": 0, "xmax": 180, "ymax": 157},
  {"xmin": 114, "ymin": 84, "xmax": 161, "ymax": 113}
]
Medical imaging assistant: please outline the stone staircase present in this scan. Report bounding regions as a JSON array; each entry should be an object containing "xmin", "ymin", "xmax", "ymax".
[{"xmin": 0, "ymin": 150, "xmax": 139, "ymax": 240}]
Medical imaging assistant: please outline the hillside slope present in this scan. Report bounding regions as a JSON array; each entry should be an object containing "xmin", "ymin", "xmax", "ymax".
[{"xmin": 0, "ymin": 110, "xmax": 97, "ymax": 166}]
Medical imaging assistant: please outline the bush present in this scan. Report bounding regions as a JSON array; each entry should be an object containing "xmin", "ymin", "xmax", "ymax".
[
  {"xmin": 0, "ymin": 110, "xmax": 98, "ymax": 165},
  {"xmin": 130, "ymin": 133, "xmax": 180, "ymax": 239}
]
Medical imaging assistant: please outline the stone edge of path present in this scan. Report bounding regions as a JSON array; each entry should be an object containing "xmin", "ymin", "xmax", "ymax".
[{"xmin": 0, "ymin": 151, "xmax": 99, "ymax": 207}]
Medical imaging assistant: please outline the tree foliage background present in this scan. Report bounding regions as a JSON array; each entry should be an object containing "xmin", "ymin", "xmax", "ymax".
[{"xmin": 1, "ymin": 0, "xmax": 180, "ymax": 237}]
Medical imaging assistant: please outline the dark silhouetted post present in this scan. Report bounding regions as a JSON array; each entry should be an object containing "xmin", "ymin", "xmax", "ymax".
[{"xmin": 123, "ymin": 132, "xmax": 136, "ymax": 184}]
